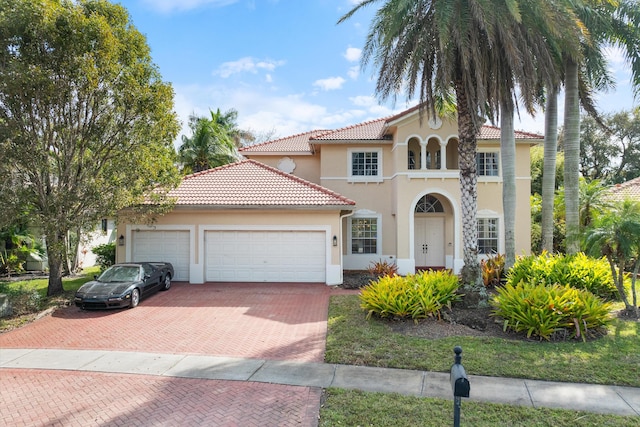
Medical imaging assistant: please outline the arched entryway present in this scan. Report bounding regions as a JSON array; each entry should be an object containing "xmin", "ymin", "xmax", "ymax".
[{"xmin": 413, "ymin": 194, "xmax": 452, "ymax": 270}]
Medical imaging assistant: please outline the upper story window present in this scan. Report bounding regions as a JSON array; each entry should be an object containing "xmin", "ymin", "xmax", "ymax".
[
  {"xmin": 348, "ymin": 148, "xmax": 383, "ymax": 182},
  {"xmin": 477, "ymin": 152, "xmax": 499, "ymax": 176}
]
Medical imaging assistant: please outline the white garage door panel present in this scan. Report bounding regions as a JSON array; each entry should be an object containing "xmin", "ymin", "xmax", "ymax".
[
  {"xmin": 132, "ymin": 231, "xmax": 190, "ymax": 281},
  {"xmin": 205, "ymin": 230, "xmax": 325, "ymax": 282}
]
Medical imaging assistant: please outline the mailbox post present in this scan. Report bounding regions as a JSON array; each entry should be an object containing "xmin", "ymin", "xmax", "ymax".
[{"xmin": 450, "ymin": 346, "xmax": 470, "ymax": 427}]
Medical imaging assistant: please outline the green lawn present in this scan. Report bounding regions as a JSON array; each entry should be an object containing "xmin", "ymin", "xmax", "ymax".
[
  {"xmin": 325, "ymin": 295, "xmax": 640, "ymax": 387},
  {"xmin": 319, "ymin": 389, "xmax": 640, "ymax": 427},
  {"xmin": 322, "ymin": 294, "xmax": 639, "ymax": 426}
]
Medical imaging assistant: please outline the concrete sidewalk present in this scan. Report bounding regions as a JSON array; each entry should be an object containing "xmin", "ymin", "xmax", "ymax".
[{"xmin": 2, "ymin": 348, "xmax": 639, "ymax": 417}]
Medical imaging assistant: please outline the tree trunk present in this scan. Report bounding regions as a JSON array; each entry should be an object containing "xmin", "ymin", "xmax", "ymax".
[
  {"xmin": 631, "ymin": 259, "xmax": 639, "ymax": 317},
  {"xmin": 455, "ymin": 79, "xmax": 487, "ymax": 308},
  {"xmin": 45, "ymin": 231, "xmax": 66, "ymax": 296},
  {"xmin": 563, "ymin": 58, "xmax": 581, "ymax": 254},
  {"xmin": 500, "ymin": 101, "xmax": 516, "ymax": 269},
  {"xmin": 606, "ymin": 255, "xmax": 632, "ymax": 310},
  {"xmin": 541, "ymin": 86, "xmax": 559, "ymax": 252}
]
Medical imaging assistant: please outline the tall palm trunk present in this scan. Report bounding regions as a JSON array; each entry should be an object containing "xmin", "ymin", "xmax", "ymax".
[
  {"xmin": 541, "ymin": 86, "xmax": 559, "ymax": 252},
  {"xmin": 563, "ymin": 58, "xmax": 581, "ymax": 254},
  {"xmin": 455, "ymin": 79, "xmax": 487, "ymax": 308},
  {"xmin": 500, "ymin": 100, "xmax": 516, "ymax": 269}
]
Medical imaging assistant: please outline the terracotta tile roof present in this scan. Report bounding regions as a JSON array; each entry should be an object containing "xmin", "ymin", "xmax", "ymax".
[
  {"xmin": 168, "ymin": 159, "xmax": 355, "ymax": 208},
  {"xmin": 311, "ymin": 118, "xmax": 391, "ymax": 141},
  {"xmin": 241, "ymin": 107, "xmax": 543, "ymax": 153},
  {"xmin": 478, "ymin": 124, "xmax": 543, "ymax": 140},
  {"xmin": 607, "ymin": 177, "xmax": 640, "ymax": 202},
  {"xmin": 239, "ymin": 130, "xmax": 324, "ymax": 153}
]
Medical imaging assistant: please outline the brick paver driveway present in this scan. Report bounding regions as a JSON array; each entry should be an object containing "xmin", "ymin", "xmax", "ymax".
[{"xmin": 0, "ymin": 282, "xmax": 342, "ymax": 426}]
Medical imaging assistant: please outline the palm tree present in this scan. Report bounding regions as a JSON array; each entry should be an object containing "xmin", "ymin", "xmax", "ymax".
[
  {"xmin": 541, "ymin": 87, "xmax": 560, "ymax": 252},
  {"xmin": 210, "ymin": 108, "xmax": 255, "ymax": 148},
  {"xmin": 584, "ymin": 199, "xmax": 640, "ymax": 315},
  {"xmin": 562, "ymin": 0, "xmax": 640, "ymax": 254},
  {"xmin": 340, "ymin": 0, "xmax": 581, "ymax": 306},
  {"xmin": 493, "ymin": 2, "xmax": 582, "ymax": 268},
  {"xmin": 178, "ymin": 112, "xmax": 238, "ymax": 173}
]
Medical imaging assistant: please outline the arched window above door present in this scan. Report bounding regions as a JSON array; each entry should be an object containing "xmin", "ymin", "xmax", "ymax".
[{"xmin": 415, "ymin": 194, "xmax": 444, "ymax": 213}]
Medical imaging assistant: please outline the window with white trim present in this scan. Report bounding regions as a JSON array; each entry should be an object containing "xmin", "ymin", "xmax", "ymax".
[
  {"xmin": 348, "ymin": 148, "xmax": 382, "ymax": 181},
  {"xmin": 476, "ymin": 152, "xmax": 499, "ymax": 176},
  {"xmin": 477, "ymin": 218, "xmax": 498, "ymax": 254},
  {"xmin": 351, "ymin": 218, "xmax": 378, "ymax": 254}
]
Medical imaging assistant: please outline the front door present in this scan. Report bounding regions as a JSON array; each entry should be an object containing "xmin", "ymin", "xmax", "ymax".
[{"xmin": 414, "ymin": 217, "xmax": 445, "ymax": 267}]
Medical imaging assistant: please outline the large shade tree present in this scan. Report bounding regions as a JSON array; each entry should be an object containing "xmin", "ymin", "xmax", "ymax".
[{"xmin": 0, "ymin": 0, "xmax": 181, "ymax": 296}]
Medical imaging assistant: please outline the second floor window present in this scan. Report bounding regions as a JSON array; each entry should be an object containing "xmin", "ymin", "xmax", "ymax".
[
  {"xmin": 477, "ymin": 152, "xmax": 499, "ymax": 176},
  {"xmin": 352, "ymin": 152, "xmax": 379, "ymax": 176}
]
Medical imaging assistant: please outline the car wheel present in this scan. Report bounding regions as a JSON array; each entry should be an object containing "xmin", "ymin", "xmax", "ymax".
[
  {"xmin": 130, "ymin": 288, "xmax": 140, "ymax": 308},
  {"xmin": 161, "ymin": 274, "xmax": 171, "ymax": 291}
]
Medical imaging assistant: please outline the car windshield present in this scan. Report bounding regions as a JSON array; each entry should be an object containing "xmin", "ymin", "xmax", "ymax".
[{"xmin": 98, "ymin": 266, "xmax": 140, "ymax": 283}]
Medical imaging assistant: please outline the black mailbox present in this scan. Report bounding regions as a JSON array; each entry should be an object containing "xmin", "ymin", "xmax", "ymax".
[{"xmin": 451, "ymin": 364, "xmax": 470, "ymax": 397}]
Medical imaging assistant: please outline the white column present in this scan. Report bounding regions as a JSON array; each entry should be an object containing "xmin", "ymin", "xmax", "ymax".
[
  {"xmin": 440, "ymin": 140, "xmax": 448, "ymax": 170},
  {"xmin": 420, "ymin": 140, "xmax": 428, "ymax": 170}
]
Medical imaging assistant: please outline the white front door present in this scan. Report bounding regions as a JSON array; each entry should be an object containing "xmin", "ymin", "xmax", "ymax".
[{"xmin": 414, "ymin": 217, "xmax": 445, "ymax": 267}]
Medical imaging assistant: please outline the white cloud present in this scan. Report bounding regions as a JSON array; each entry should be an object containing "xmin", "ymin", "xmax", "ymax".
[
  {"xmin": 343, "ymin": 47, "xmax": 361, "ymax": 62},
  {"xmin": 313, "ymin": 77, "xmax": 346, "ymax": 91},
  {"xmin": 141, "ymin": 0, "xmax": 238, "ymax": 13},
  {"xmin": 347, "ymin": 65, "xmax": 360, "ymax": 80},
  {"xmin": 214, "ymin": 57, "xmax": 285, "ymax": 78},
  {"xmin": 349, "ymin": 95, "xmax": 376, "ymax": 107}
]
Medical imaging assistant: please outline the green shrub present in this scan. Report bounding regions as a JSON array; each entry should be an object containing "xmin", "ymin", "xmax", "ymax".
[
  {"xmin": 506, "ymin": 252, "xmax": 618, "ymax": 300},
  {"xmin": 491, "ymin": 281, "xmax": 612, "ymax": 341},
  {"xmin": 367, "ymin": 259, "xmax": 399, "ymax": 278},
  {"xmin": 0, "ymin": 285, "xmax": 44, "ymax": 316},
  {"xmin": 481, "ymin": 253, "xmax": 505, "ymax": 287},
  {"xmin": 92, "ymin": 242, "xmax": 115, "ymax": 271},
  {"xmin": 359, "ymin": 270, "xmax": 461, "ymax": 320}
]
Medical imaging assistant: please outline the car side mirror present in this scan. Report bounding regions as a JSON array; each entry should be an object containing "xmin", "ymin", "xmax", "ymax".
[{"xmin": 94, "ymin": 275, "xmax": 98, "ymax": 280}]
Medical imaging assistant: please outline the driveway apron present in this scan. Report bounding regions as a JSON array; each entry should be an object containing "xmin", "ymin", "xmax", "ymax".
[{"xmin": 0, "ymin": 282, "xmax": 338, "ymax": 426}]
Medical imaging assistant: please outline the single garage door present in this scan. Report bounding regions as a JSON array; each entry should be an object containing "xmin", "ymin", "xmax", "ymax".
[
  {"xmin": 132, "ymin": 230, "xmax": 190, "ymax": 281},
  {"xmin": 205, "ymin": 230, "xmax": 325, "ymax": 282}
]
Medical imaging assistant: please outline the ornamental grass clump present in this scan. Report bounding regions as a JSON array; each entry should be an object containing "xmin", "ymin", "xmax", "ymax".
[
  {"xmin": 491, "ymin": 281, "xmax": 612, "ymax": 341},
  {"xmin": 359, "ymin": 270, "xmax": 461, "ymax": 320}
]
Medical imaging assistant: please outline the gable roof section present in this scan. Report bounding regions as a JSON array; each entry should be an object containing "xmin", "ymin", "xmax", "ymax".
[
  {"xmin": 240, "ymin": 107, "xmax": 543, "ymax": 154},
  {"xmin": 311, "ymin": 117, "xmax": 391, "ymax": 141},
  {"xmin": 239, "ymin": 130, "xmax": 324, "ymax": 154},
  {"xmin": 168, "ymin": 159, "xmax": 355, "ymax": 208},
  {"xmin": 607, "ymin": 176, "xmax": 640, "ymax": 202}
]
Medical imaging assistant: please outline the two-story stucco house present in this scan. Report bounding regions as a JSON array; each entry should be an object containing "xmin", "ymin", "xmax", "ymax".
[{"xmin": 115, "ymin": 106, "xmax": 542, "ymax": 285}]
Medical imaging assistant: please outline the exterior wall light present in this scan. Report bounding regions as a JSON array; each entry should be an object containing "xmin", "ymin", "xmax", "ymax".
[
  {"xmin": 332, "ymin": 235, "xmax": 338, "ymax": 246},
  {"xmin": 118, "ymin": 234, "xmax": 125, "ymax": 246}
]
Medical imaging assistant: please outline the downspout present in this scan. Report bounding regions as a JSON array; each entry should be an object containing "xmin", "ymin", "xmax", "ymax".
[{"xmin": 339, "ymin": 210, "xmax": 356, "ymax": 284}]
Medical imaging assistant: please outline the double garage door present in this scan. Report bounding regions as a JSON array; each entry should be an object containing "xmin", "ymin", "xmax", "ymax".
[
  {"xmin": 205, "ymin": 230, "xmax": 326, "ymax": 283},
  {"xmin": 132, "ymin": 229, "xmax": 326, "ymax": 283}
]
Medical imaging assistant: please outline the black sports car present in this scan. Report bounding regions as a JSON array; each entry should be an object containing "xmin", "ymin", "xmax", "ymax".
[{"xmin": 75, "ymin": 262, "xmax": 174, "ymax": 309}]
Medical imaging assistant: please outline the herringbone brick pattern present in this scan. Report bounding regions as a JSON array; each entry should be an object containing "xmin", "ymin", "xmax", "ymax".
[
  {"xmin": 0, "ymin": 282, "xmax": 350, "ymax": 426},
  {"xmin": 1, "ymin": 369, "xmax": 321, "ymax": 426},
  {"xmin": 0, "ymin": 282, "xmax": 334, "ymax": 362}
]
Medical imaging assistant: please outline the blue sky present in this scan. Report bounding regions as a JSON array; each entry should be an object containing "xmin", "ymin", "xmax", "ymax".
[{"xmin": 122, "ymin": 0, "xmax": 639, "ymax": 145}]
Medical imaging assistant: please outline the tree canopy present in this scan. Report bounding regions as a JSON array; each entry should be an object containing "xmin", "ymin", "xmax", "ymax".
[{"xmin": 0, "ymin": 0, "xmax": 181, "ymax": 295}]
